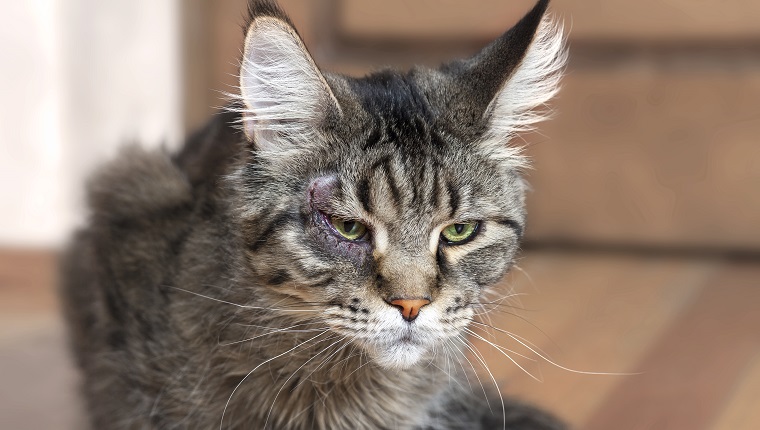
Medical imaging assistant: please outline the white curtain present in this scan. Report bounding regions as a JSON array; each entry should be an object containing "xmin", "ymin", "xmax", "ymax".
[{"xmin": 0, "ymin": 0, "xmax": 182, "ymax": 248}]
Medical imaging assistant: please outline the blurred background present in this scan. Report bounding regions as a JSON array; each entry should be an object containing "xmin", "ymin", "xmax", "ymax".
[{"xmin": 1, "ymin": 1, "xmax": 759, "ymax": 429}]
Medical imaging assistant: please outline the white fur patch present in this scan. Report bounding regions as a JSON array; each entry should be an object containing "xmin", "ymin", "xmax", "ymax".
[
  {"xmin": 372, "ymin": 223, "xmax": 390, "ymax": 256},
  {"xmin": 479, "ymin": 16, "xmax": 567, "ymax": 169}
]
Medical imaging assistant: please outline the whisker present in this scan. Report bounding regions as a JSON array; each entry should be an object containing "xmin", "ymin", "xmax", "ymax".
[
  {"xmin": 442, "ymin": 337, "xmax": 475, "ymax": 397},
  {"xmin": 469, "ymin": 320, "xmax": 640, "ymax": 376},
  {"xmin": 464, "ymin": 327, "xmax": 543, "ymax": 383},
  {"xmin": 469, "ymin": 320, "xmax": 555, "ymax": 361},
  {"xmin": 465, "ymin": 326, "xmax": 539, "ymax": 363},
  {"xmin": 294, "ymin": 336, "xmax": 350, "ymax": 391},
  {"xmin": 221, "ymin": 322, "xmax": 330, "ymax": 346},
  {"xmin": 471, "ymin": 309, "xmax": 561, "ymax": 354},
  {"xmin": 169, "ymin": 287, "xmax": 322, "ymax": 313},
  {"xmin": 460, "ymin": 339, "xmax": 507, "ymax": 430},
  {"xmin": 511, "ymin": 263, "xmax": 535, "ymax": 288},
  {"xmin": 219, "ymin": 330, "xmax": 329, "ymax": 430},
  {"xmin": 449, "ymin": 334, "xmax": 493, "ymax": 412},
  {"xmin": 287, "ymin": 348, "xmax": 368, "ymax": 427},
  {"xmin": 263, "ymin": 335, "xmax": 343, "ymax": 429}
]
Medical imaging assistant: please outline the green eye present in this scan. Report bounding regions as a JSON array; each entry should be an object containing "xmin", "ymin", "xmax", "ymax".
[
  {"xmin": 330, "ymin": 216, "xmax": 367, "ymax": 240},
  {"xmin": 441, "ymin": 222, "xmax": 479, "ymax": 244}
]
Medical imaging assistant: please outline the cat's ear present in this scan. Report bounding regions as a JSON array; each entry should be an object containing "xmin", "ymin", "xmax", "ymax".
[
  {"xmin": 239, "ymin": 0, "xmax": 341, "ymax": 152},
  {"xmin": 447, "ymin": 0, "xmax": 566, "ymax": 162}
]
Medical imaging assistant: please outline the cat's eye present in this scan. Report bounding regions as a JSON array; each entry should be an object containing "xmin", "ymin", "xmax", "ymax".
[
  {"xmin": 330, "ymin": 216, "xmax": 368, "ymax": 241},
  {"xmin": 440, "ymin": 222, "xmax": 479, "ymax": 245}
]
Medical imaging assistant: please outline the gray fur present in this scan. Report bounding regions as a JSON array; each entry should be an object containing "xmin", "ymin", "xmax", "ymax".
[{"xmin": 60, "ymin": 0, "xmax": 567, "ymax": 428}]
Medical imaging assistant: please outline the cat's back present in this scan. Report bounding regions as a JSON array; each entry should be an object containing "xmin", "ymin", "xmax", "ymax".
[{"xmin": 59, "ymin": 111, "xmax": 243, "ymax": 424}]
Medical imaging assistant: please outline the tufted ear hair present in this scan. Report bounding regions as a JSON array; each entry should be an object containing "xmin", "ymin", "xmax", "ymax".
[
  {"xmin": 239, "ymin": 0, "xmax": 342, "ymax": 152},
  {"xmin": 442, "ymin": 0, "xmax": 566, "ymax": 166}
]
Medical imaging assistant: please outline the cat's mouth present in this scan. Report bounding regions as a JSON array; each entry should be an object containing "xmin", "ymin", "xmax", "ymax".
[
  {"xmin": 394, "ymin": 333, "xmax": 424, "ymax": 348},
  {"xmin": 369, "ymin": 339, "xmax": 430, "ymax": 369},
  {"xmin": 360, "ymin": 325, "xmax": 437, "ymax": 369},
  {"xmin": 399, "ymin": 334, "xmax": 415, "ymax": 343}
]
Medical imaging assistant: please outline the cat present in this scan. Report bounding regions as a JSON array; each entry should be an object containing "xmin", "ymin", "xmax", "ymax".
[{"xmin": 60, "ymin": 0, "xmax": 567, "ymax": 428}]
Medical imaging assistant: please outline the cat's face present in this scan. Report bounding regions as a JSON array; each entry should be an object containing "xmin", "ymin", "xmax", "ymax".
[{"xmin": 234, "ymin": 1, "xmax": 564, "ymax": 369}]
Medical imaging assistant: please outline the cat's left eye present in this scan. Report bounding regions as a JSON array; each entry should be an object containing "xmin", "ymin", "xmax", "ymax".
[
  {"xmin": 440, "ymin": 222, "xmax": 480, "ymax": 245},
  {"xmin": 329, "ymin": 216, "xmax": 368, "ymax": 241}
]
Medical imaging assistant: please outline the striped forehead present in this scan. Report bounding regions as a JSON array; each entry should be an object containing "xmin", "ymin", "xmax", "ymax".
[{"xmin": 345, "ymin": 151, "xmax": 464, "ymax": 246}]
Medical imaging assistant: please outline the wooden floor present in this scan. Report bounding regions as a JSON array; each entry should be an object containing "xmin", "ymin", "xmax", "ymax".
[{"xmin": 1, "ymin": 249, "xmax": 758, "ymax": 429}]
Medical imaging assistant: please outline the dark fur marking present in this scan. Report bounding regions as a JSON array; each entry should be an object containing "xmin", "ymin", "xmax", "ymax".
[
  {"xmin": 430, "ymin": 166, "xmax": 441, "ymax": 208},
  {"xmin": 446, "ymin": 180, "xmax": 460, "ymax": 218},
  {"xmin": 357, "ymin": 177, "xmax": 372, "ymax": 213},
  {"xmin": 107, "ymin": 329, "xmax": 126, "ymax": 349},
  {"xmin": 374, "ymin": 156, "xmax": 402, "ymax": 207},
  {"xmin": 246, "ymin": 211, "xmax": 294, "ymax": 252},
  {"xmin": 411, "ymin": 160, "xmax": 427, "ymax": 207},
  {"xmin": 363, "ymin": 119, "xmax": 384, "ymax": 150},
  {"xmin": 495, "ymin": 217, "xmax": 524, "ymax": 239},
  {"xmin": 308, "ymin": 276, "xmax": 334, "ymax": 289},
  {"xmin": 268, "ymin": 270, "xmax": 292, "ymax": 286}
]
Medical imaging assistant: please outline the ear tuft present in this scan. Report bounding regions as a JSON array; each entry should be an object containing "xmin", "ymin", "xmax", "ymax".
[
  {"xmin": 244, "ymin": 0, "xmax": 294, "ymax": 34},
  {"xmin": 237, "ymin": 9, "xmax": 341, "ymax": 153},
  {"xmin": 479, "ymin": 13, "xmax": 567, "ymax": 169},
  {"xmin": 444, "ymin": 0, "xmax": 566, "ymax": 170},
  {"xmin": 486, "ymin": 16, "xmax": 567, "ymax": 141}
]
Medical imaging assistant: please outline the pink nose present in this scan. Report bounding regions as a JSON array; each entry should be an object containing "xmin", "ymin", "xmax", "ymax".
[{"xmin": 389, "ymin": 298, "xmax": 431, "ymax": 322}]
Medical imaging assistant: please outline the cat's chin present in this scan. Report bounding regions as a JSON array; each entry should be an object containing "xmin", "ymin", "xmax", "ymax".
[{"xmin": 366, "ymin": 341, "xmax": 431, "ymax": 370}]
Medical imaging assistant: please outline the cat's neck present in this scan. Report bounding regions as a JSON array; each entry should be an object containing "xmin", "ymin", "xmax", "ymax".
[{"xmin": 217, "ymin": 325, "xmax": 456, "ymax": 429}]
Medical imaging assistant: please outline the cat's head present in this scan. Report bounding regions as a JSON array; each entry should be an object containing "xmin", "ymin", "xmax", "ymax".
[{"xmin": 231, "ymin": 0, "xmax": 565, "ymax": 370}]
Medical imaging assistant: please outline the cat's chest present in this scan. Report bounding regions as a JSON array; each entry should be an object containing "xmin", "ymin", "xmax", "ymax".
[{"xmin": 223, "ymin": 354, "xmax": 443, "ymax": 430}]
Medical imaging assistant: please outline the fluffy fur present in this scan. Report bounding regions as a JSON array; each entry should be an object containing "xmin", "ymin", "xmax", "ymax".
[{"xmin": 61, "ymin": 0, "xmax": 567, "ymax": 428}]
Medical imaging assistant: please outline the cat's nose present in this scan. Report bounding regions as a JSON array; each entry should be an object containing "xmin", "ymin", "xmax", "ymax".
[{"xmin": 388, "ymin": 298, "xmax": 431, "ymax": 322}]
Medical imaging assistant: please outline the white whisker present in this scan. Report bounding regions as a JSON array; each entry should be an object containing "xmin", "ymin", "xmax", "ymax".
[
  {"xmin": 461, "ymin": 339, "xmax": 507, "ymax": 430},
  {"xmin": 220, "ymin": 330, "xmax": 329, "ymax": 429},
  {"xmin": 169, "ymin": 287, "xmax": 321, "ymax": 313},
  {"xmin": 221, "ymin": 322, "xmax": 329, "ymax": 346},
  {"xmin": 464, "ymin": 327, "xmax": 543, "ymax": 383},
  {"xmin": 470, "ymin": 320, "xmax": 639, "ymax": 376},
  {"xmin": 263, "ymin": 335, "xmax": 343, "ymax": 428}
]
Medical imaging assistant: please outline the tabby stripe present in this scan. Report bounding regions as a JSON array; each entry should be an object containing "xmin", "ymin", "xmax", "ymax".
[
  {"xmin": 268, "ymin": 270, "xmax": 292, "ymax": 286},
  {"xmin": 246, "ymin": 212, "xmax": 294, "ymax": 252},
  {"xmin": 495, "ymin": 218, "xmax": 524, "ymax": 238},
  {"xmin": 436, "ymin": 247, "xmax": 449, "ymax": 274},
  {"xmin": 412, "ymin": 159, "xmax": 427, "ymax": 206},
  {"xmin": 357, "ymin": 177, "xmax": 372, "ymax": 213},
  {"xmin": 375, "ymin": 156, "xmax": 402, "ymax": 207},
  {"xmin": 292, "ymin": 260, "xmax": 332, "ymax": 280},
  {"xmin": 307, "ymin": 276, "xmax": 334, "ymax": 289},
  {"xmin": 430, "ymin": 166, "xmax": 440, "ymax": 208},
  {"xmin": 332, "ymin": 177, "xmax": 345, "ymax": 202},
  {"xmin": 362, "ymin": 122, "xmax": 383, "ymax": 150},
  {"xmin": 446, "ymin": 180, "xmax": 460, "ymax": 218}
]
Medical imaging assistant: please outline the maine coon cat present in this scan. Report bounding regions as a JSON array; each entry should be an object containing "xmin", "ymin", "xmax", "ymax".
[{"xmin": 61, "ymin": 0, "xmax": 567, "ymax": 428}]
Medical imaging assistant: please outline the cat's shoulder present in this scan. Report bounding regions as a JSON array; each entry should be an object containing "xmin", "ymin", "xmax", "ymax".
[
  {"xmin": 85, "ymin": 144, "xmax": 192, "ymax": 223},
  {"xmin": 85, "ymin": 109, "xmax": 242, "ymax": 224}
]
